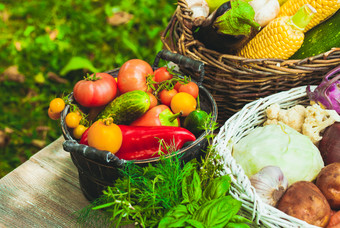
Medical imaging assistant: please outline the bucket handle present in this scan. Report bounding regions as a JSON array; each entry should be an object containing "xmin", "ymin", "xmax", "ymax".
[
  {"xmin": 62, "ymin": 140, "xmax": 126, "ymax": 167},
  {"xmin": 152, "ymin": 50, "xmax": 205, "ymax": 86}
]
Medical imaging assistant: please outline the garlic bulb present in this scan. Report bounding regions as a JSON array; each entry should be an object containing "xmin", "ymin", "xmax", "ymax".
[
  {"xmin": 186, "ymin": 0, "xmax": 210, "ymax": 27},
  {"xmin": 249, "ymin": 0, "xmax": 280, "ymax": 27},
  {"xmin": 250, "ymin": 165, "xmax": 288, "ymax": 206}
]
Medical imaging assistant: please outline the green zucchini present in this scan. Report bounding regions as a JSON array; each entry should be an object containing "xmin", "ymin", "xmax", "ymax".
[
  {"xmin": 96, "ymin": 90, "xmax": 150, "ymax": 125},
  {"xmin": 290, "ymin": 10, "xmax": 340, "ymax": 59}
]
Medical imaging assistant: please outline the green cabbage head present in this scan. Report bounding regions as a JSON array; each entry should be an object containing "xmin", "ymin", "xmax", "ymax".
[{"xmin": 232, "ymin": 123, "xmax": 324, "ymax": 185}]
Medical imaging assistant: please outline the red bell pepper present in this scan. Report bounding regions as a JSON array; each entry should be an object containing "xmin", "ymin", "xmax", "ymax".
[
  {"xmin": 130, "ymin": 104, "xmax": 182, "ymax": 127},
  {"xmin": 79, "ymin": 127, "xmax": 90, "ymax": 145},
  {"xmin": 115, "ymin": 125, "xmax": 196, "ymax": 160},
  {"xmin": 79, "ymin": 125, "xmax": 196, "ymax": 160}
]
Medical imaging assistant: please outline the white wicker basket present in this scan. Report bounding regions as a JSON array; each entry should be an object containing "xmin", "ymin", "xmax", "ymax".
[{"xmin": 213, "ymin": 85, "xmax": 321, "ymax": 228}]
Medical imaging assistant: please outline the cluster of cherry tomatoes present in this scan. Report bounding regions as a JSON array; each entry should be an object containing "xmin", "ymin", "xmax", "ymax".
[
  {"xmin": 48, "ymin": 58, "xmax": 201, "ymax": 151},
  {"xmin": 116, "ymin": 59, "xmax": 199, "ymax": 117},
  {"xmin": 150, "ymin": 68, "xmax": 199, "ymax": 116},
  {"xmin": 48, "ymin": 97, "xmax": 88, "ymax": 139}
]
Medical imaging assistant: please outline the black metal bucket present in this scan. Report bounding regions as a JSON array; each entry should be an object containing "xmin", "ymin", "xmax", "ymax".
[{"xmin": 61, "ymin": 50, "xmax": 218, "ymax": 201}]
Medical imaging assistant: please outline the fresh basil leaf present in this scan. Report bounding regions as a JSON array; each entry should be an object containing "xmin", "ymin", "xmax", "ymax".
[
  {"xmin": 226, "ymin": 222, "xmax": 250, "ymax": 228},
  {"xmin": 230, "ymin": 214, "xmax": 251, "ymax": 224},
  {"xmin": 185, "ymin": 218, "xmax": 205, "ymax": 228},
  {"xmin": 186, "ymin": 202, "xmax": 200, "ymax": 215},
  {"xmin": 203, "ymin": 175, "xmax": 231, "ymax": 201},
  {"xmin": 158, "ymin": 204, "xmax": 190, "ymax": 228},
  {"xmin": 182, "ymin": 169, "xmax": 202, "ymax": 205},
  {"xmin": 193, "ymin": 195, "xmax": 242, "ymax": 227}
]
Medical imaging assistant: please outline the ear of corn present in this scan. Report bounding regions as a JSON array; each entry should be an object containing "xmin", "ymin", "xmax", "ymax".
[
  {"xmin": 237, "ymin": 4, "xmax": 316, "ymax": 59},
  {"xmin": 278, "ymin": 0, "xmax": 288, "ymax": 6},
  {"xmin": 278, "ymin": 0, "xmax": 340, "ymax": 31}
]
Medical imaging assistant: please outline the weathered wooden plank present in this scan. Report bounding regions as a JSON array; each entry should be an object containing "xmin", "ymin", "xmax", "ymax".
[
  {"xmin": 0, "ymin": 136, "xmax": 96, "ymax": 227},
  {"xmin": 0, "ymin": 136, "xmax": 135, "ymax": 228}
]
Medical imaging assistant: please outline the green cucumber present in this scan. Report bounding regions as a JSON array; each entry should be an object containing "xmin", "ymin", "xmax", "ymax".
[
  {"xmin": 290, "ymin": 10, "xmax": 340, "ymax": 59},
  {"xmin": 183, "ymin": 110, "xmax": 209, "ymax": 137},
  {"xmin": 96, "ymin": 90, "xmax": 150, "ymax": 125}
]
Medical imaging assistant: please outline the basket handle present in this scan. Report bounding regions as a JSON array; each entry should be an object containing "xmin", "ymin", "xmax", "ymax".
[
  {"xmin": 62, "ymin": 140, "xmax": 125, "ymax": 167},
  {"xmin": 152, "ymin": 50, "xmax": 205, "ymax": 86}
]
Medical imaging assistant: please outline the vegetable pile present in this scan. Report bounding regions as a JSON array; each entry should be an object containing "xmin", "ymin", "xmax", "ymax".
[
  {"xmin": 231, "ymin": 65, "xmax": 340, "ymax": 227},
  {"xmin": 49, "ymin": 59, "xmax": 212, "ymax": 160},
  {"xmin": 187, "ymin": 0, "xmax": 340, "ymax": 59},
  {"xmin": 48, "ymin": 57, "xmax": 255, "ymax": 227}
]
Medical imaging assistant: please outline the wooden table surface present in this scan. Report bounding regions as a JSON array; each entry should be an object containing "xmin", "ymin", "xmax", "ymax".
[{"xmin": 0, "ymin": 136, "xmax": 119, "ymax": 227}]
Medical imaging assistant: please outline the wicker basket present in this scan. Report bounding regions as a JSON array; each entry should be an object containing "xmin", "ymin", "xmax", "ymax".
[
  {"xmin": 213, "ymin": 85, "xmax": 323, "ymax": 227},
  {"xmin": 161, "ymin": 0, "xmax": 340, "ymax": 123}
]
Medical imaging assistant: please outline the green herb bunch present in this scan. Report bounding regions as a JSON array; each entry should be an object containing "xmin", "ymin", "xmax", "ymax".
[
  {"xmin": 76, "ymin": 154, "xmax": 197, "ymax": 227},
  {"xmin": 159, "ymin": 171, "xmax": 251, "ymax": 228},
  {"xmin": 76, "ymin": 115, "xmax": 251, "ymax": 227},
  {"xmin": 94, "ymin": 156, "xmax": 196, "ymax": 227}
]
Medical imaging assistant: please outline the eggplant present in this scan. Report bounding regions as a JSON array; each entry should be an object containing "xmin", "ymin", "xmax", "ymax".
[{"xmin": 194, "ymin": 0, "xmax": 260, "ymax": 54}]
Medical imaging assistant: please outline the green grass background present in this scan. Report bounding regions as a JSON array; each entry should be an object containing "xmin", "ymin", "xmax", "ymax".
[{"xmin": 0, "ymin": 0, "xmax": 176, "ymax": 177}]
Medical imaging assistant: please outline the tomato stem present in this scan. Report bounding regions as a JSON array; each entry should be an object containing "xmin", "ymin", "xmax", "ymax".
[
  {"xmin": 146, "ymin": 74, "xmax": 157, "ymax": 92},
  {"xmin": 103, "ymin": 117, "xmax": 114, "ymax": 125},
  {"xmin": 66, "ymin": 102, "xmax": 90, "ymax": 127},
  {"xmin": 84, "ymin": 73, "xmax": 101, "ymax": 81},
  {"xmin": 151, "ymin": 76, "xmax": 191, "ymax": 97},
  {"xmin": 79, "ymin": 114, "xmax": 90, "ymax": 127}
]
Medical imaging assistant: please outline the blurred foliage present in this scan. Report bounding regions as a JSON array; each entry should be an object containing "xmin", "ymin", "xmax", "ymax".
[{"xmin": 0, "ymin": 0, "xmax": 176, "ymax": 177}]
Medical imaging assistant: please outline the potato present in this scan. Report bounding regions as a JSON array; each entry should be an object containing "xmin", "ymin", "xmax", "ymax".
[
  {"xmin": 318, "ymin": 123, "xmax": 340, "ymax": 165},
  {"xmin": 277, "ymin": 181, "xmax": 331, "ymax": 227},
  {"xmin": 316, "ymin": 162, "xmax": 340, "ymax": 210}
]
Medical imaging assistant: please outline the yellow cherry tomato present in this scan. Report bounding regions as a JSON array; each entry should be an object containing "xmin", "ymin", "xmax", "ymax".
[
  {"xmin": 48, "ymin": 108, "xmax": 61, "ymax": 120},
  {"xmin": 65, "ymin": 112, "xmax": 82, "ymax": 128},
  {"xmin": 87, "ymin": 119, "xmax": 123, "ymax": 154},
  {"xmin": 170, "ymin": 92, "xmax": 197, "ymax": 117},
  {"xmin": 73, "ymin": 124, "xmax": 88, "ymax": 139},
  {"xmin": 49, "ymin": 98, "xmax": 65, "ymax": 113}
]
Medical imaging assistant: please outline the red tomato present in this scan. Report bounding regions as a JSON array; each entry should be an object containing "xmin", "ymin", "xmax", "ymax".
[
  {"xmin": 174, "ymin": 81, "xmax": 184, "ymax": 91},
  {"xmin": 154, "ymin": 67, "xmax": 173, "ymax": 83},
  {"xmin": 147, "ymin": 92, "xmax": 158, "ymax": 109},
  {"xmin": 159, "ymin": 89, "xmax": 178, "ymax": 106},
  {"xmin": 178, "ymin": 81, "xmax": 199, "ymax": 98},
  {"xmin": 117, "ymin": 59, "xmax": 153, "ymax": 94},
  {"xmin": 73, "ymin": 72, "xmax": 117, "ymax": 107}
]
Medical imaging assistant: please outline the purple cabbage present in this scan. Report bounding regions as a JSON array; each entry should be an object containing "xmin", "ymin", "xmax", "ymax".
[{"xmin": 307, "ymin": 65, "xmax": 340, "ymax": 114}]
